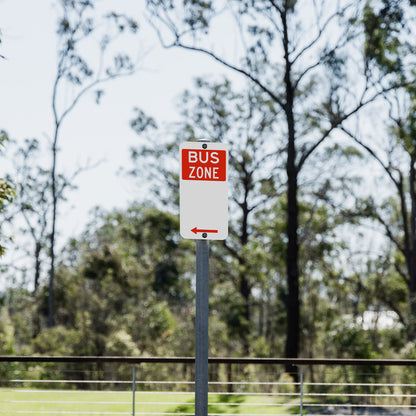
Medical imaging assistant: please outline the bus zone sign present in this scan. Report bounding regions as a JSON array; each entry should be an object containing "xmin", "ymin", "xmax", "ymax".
[{"xmin": 180, "ymin": 141, "xmax": 228, "ymax": 240}]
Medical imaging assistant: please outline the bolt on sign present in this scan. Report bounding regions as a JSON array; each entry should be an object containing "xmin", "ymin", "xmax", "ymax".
[{"xmin": 180, "ymin": 141, "xmax": 228, "ymax": 240}]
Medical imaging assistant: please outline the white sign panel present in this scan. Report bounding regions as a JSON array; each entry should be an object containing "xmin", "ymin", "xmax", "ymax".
[{"xmin": 180, "ymin": 141, "xmax": 228, "ymax": 240}]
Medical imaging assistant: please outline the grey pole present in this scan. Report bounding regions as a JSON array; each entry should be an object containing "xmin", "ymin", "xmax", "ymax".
[
  {"xmin": 299, "ymin": 367, "xmax": 303, "ymax": 416},
  {"xmin": 132, "ymin": 366, "xmax": 136, "ymax": 416},
  {"xmin": 195, "ymin": 239, "xmax": 209, "ymax": 416}
]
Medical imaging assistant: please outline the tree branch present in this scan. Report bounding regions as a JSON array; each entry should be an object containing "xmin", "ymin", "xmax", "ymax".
[
  {"xmin": 150, "ymin": 20, "xmax": 287, "ymax": 111},
  {"xmin": 291, "ymin": 4, "xmax": 349, "ymax": 65},
  {"xmin": 340, "ymin": 127, "xmax": 399, "ymax": 187},
  {"xmin": 297, "ymin": 83, "xmax": 405, "ymax": 171},
  {"xmin": 341, "ymin": 126, "xmax": 411, "ymax": 254}
]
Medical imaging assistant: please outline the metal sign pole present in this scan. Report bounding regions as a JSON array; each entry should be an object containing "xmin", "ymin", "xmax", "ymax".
[
  {"xmin": 132, "ymin": 366, "xmax": 136, "ymax": 416},
  {"xmin": 195, "ymin": 239, "xmax": 209, "ymax": 416}
]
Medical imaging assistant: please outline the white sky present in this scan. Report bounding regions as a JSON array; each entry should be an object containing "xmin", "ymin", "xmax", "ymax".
[{"xmin": 0, "ymin": 0, "xmax": 230, "ymax": 242}]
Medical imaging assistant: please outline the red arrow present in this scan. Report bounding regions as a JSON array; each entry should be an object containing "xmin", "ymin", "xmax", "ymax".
[{"xmin": 191, "ymin": 227, "xmax": 218, "ymax": 235}]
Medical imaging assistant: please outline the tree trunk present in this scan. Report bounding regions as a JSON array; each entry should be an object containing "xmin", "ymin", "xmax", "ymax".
[
  {"xmin": 239, "ymin": 269, "xmax": 251, "ymax": 355},
  {"xmin": 238, "ymin": 184, "xmax": 251, "ymax": 355},
  {"xmin": 48, "ymin": 136, "xmax": 58, "ymax": 328},
  {"xmin": 408, "ymin": 154, "xmax": 416, "ymax": 339},
  {"xmin": 282, "ymin": 7, "xmax": 300, "ymax": 380},
  {"xmin": 34, "ymin": 241, "xmax": 41, "ymax": 294},
  {"xmin": 33, "ymin": 240, "xmax": 42, "ymax": 338},
  {"xmin": 284, "ymin": 112, "xmax": 300, "ymax": 378}
]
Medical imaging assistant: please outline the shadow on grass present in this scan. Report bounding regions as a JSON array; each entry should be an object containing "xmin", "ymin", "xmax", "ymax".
[
  {"xmin": 169, "ymin": 393, "xmax": 246, "ymax": 414},
  {"xmin": 289, "ymin": 405, "xmax": 301, "ymax": 414}
]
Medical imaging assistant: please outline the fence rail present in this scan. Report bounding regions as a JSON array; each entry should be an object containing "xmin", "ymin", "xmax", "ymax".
[
  {"xmin": 1, "ymin": 356, "xmax": 416, "ymax": 415},
  {"xmin": 2, "ymin": 355, "xmax": 416, "ymax": 365}
]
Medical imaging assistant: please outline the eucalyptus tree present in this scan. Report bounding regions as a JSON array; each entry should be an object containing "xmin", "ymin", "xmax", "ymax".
[
  {"xmin": 4, "ymin": 139, "xmax": 53, "ymax": 294},
  {"xmin": 1, "ymin": 138, "xmax": 86, "ymax": 294},
  {"xmin": 145, "ymin": 0, "xmax": 394, "ymax": 370},
  {"xmin": 341, "ymin": 0, "xmax": 416, "ymax": 340},
  {"xmin": 46, "ymin": 0, "xmax": 140, "ymax": 327}
]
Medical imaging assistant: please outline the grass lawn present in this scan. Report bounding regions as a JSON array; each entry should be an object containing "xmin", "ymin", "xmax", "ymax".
[{"xmin": 0, "ymin": 388, "xmax": 299, "ymax": 415}]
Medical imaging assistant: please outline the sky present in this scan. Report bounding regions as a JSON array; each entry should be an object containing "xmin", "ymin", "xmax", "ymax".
[{"xmin": 0, "ymin": 0, "xmax": 230, "ymax": 244}]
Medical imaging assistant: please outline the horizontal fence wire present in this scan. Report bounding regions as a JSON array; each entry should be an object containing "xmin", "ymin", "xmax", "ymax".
[
  {"xmin": 305, "ymin": 381, "xmax": 416, "ymax": 387},
  {"xmin": 0, "ymin": 400, "xmax": 296, "ymax": 406}
]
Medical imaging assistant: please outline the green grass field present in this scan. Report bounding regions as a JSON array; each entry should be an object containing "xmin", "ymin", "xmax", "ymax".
[{"xmin": 0, "ymin": 388, "xmax": 298, "ymax": 415}]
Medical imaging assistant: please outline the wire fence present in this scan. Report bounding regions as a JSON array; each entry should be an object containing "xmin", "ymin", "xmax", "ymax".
[{"xmin": 1, "ymin": 356, "xmax": 416, "ymax": 415}]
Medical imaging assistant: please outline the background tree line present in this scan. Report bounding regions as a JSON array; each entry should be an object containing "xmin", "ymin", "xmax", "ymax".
[{"xmin": 1, "ymin": 0, "xmax": 416, "ymax": 376}]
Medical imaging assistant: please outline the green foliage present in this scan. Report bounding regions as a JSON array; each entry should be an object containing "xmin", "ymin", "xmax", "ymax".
[
  {"xmin": 359, "ymin": 1, "xmax": 416, "ymax": 339},
  {"xmin": 0, "ymin": 132, "xmax": 16, "ymax": 257},
  {"xmin": 0, "ymin": 307, "xmax": 18, "ymax": 381},
  {"xmin": 0, "ymin": 288, "xmax": 38, "ymax": 351},
  {"xmin": 18, "ymin": 204, "xmax": 193, "ymax": 357},
  {"xmin": 130, "ymin": 108, "xmax": 157, "ymax": 134},
  {"xmin": 0, "ymin": 307, "xmax": 15, "ymax": 355},
  {"xmin": 1, "ymin": 189, "xmax": 363, "ymax": 360},
  {"xmin": 147, "ymin": 0, "xmax": 214, "ymax": 32},
  {"xmin": 33, "ymin": 326, "xmax": 83, "ymax": 355},
  {"xmin": 330, "ymin": 317, "xmax": 378, "ymax": 359},
  {"xmin": 55, "ymin": 0, "xmax": 138, "ymax": 90},
  {"xmin": 363, "ymin": 0, "xmax": 405, "ymax": 75},
  {"xmin": 0, "ymin": 178, "xmax": 14, "ymax": 210}
]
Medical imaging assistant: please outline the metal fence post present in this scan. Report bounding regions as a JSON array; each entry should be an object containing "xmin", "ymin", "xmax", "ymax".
[
  {"xmin": 132, "ymin": 365, "xmax": 136, "ymax": 416},
  {"xmin": 195, "ymin": 239, "xmax": 209, "ymax": 416},
  {"xmin": 300, "ymin": 367, "xmax": 304, "ymax": 416}
]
